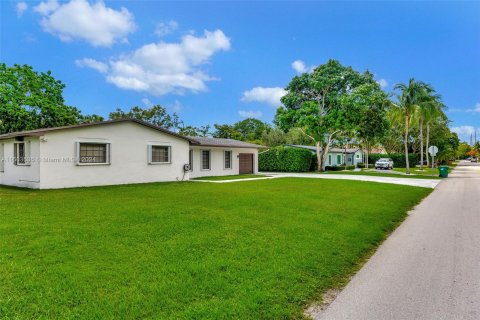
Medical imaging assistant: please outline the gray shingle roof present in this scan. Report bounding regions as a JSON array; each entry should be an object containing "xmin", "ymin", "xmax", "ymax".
[
  {"xmin": 0, "ymin": 119, "xmax": 197, "ymax": 143},
  {"xmin": 188, "ymin": 136, "xmax": 266, "ymax": 148},
  {"xmin": 286, "ymin": 144, "xmax": 360, "ymax": 154}
]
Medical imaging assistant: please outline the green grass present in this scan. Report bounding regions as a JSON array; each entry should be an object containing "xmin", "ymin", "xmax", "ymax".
[
  {"xmin": 193, "ymin": 174, "xmax": 269, "ymax": 181},
  {"xmin": 0, "ymin": 179, "xmax": 431, "ymax": 319}
]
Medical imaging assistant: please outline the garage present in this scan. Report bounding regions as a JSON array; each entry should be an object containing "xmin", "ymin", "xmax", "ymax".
[{"xmin": 239, "ymin": 153, "xmax": 254, "ymax": 174}]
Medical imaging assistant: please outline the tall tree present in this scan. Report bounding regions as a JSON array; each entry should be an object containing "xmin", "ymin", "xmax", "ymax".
[
  {"xmin": 414, "ymin": 85, "xmax": 440, "ymax": 169},
  {"xmin": 233, "ymin": 118, "xmax": 270, "ymax": 142},
  {"xmin": 275, "ymin": 59, "xmax": 377, "ymax": 171},
  {"xmin": 212, "ymin": 124, "xmax": 243, "ymax": 140},
  {"xmin": 393, "ymin": 78, "xmax": 429, "ymax": 174},
  {"xmin": 0, "ymin": 63, "xmax": 100, "ymax": 134},
  {"xmin": 424, "ymin": 99, "xmax": 445, "ymax": 167},
  {"xmin": 341, "ymin": 83, "xmax": 390, "ymax": 168},
  {"xmin": 261, "ymin": 128, "xmax": 286, "ymax": 147},
  {"xmin": 178, "ymin": 125, "xmax": 211, "ymax": 137}
]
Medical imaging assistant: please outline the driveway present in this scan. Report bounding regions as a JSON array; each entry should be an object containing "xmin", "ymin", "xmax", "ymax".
[
  {"xmin": 312, "ymin": 161, "xmax": 480, "ymax": 320},
  {"xmin": 263, "ymin": 172, "xmax": 441, "ymax": 188}
]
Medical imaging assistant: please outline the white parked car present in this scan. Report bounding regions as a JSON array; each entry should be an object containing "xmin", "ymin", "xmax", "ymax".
[{"xmin": 375, "ymin": 158, "xmax": 394, "ymax": 170}]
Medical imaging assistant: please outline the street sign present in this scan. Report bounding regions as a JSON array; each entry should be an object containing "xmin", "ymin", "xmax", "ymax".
[{"xmin": 428, "ymin": 145, "xmax": 439, "ymax": 156}]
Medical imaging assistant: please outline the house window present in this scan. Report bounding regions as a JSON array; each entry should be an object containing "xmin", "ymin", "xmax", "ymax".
[
  {"xmin": 189, "ymin": 150, "xmax": 193, "ymax": 171},
  {"xmin": 149, "ymin": 145, "xmax": 170, "ymax": 164},
  {"xmin": 0, "ymin": 143, "xmax": 4, "ymax": 172},
  {"xmin": 224, "ymin": 150, "xmax": 232, "ymax": 169},
  {"xmin": 356, "ymin": 154, "xmax": 360, "ymax": 159},
  {"xmin": 328, "ymin": 154, "xmax": 332, "ymax": 165},
  {"xmin": 336, "ymin": 154, "xmax": 342, "ymax": 165},
  {"xmin": 14, "ymin": 141, "xmax": 29, "ymax": 166},
  {"xmin": 201, "ymin": 150, "xmax": 211, "ymax": 170},
  {"xmin": 78, "ymin": 143, "xmax": 109, "ymax": 164}
]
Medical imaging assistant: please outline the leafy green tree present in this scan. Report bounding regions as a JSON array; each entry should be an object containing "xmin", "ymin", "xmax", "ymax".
[
  {"xmin": 456, "ymin": 142, "xmax": 471, "ymax": 159},
  {"xmin": 261, "ymin": 128, "xmax": 286, "ymax": 147},
  {"xmin": 178, "ymin": 125, "xmax": 211, "ymax": 137},
  {"xmin": 341, "ymin": 83, "xmax": 390, "ymax": 168},
  {"xmin": 212, "ymin": 124, "xmax": 242, "ymax": 140},
  {"xmin": 213, "ymin": 118, "xmax": 270, "ymax": 142},
  {"xmin": 109, "ymin": 105, "xmax": 177, "ymax": 130},
  {"xmin": 275, "ymin": 59, "xmax": 377, "ymax": 171},
  {"xmin": 0, "ymin": 63, "xmax": 99, "ymax": 134},
  {"xmin": 285, "ymin": 127, "xmax": 315, "ymax": 146},
  {"xmin": 233, "ymin": 118, "xmax": 270, "ymax": 142},
  {"xmin": 80, "ymin": 114, "xmax": 105, "ymax": 123}
]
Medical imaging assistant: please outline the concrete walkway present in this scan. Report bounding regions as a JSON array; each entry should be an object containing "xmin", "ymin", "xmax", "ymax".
[
  {"xmin": 312, "ymin": 162, "xmax": 480, "ymax": 320},
  {"xmin": 263, "ymin": 172, "xmax": 441, "ymax": 188}
]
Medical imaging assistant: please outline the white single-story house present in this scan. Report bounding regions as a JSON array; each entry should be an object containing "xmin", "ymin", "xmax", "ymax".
[
  {"xmin": 0, "ymin": 119, "xmax": 263, "ymax": 189},
  {"xmin": 285, "ymin": 144, "xmax": 364, "ymax": 166}
]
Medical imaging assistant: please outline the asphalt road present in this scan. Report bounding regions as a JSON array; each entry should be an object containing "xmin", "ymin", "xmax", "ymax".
[{"xmin": 316, "ymin": 161, "xmax": 480, "ymax": 320}]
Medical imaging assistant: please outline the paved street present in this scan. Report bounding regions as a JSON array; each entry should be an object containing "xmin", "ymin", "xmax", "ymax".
[{"xmin": 315, "ymin": 162, "xmax": 480, "ymax": 320}]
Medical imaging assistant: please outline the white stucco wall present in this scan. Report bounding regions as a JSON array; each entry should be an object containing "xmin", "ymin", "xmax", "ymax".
[
  {"xmin": 37, "ymin": 122, "xmax": 190, "ymax": 189},
  {"xmin": 0, "ymin": 138, "xmax": 41, "ymax": 189},
  {"xmin": 189, "ymin": 146, "xmax": 258, "ymax": 179}
]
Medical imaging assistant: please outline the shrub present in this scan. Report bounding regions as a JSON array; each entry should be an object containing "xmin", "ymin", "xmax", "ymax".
[
  {"xmin": 259, "ymin": 146, "xmax": 313, "ymax": 172},
  {"xmin": 326, "ymin": 165, "xmax": 356, "ymax": 171},
  {"xmin": 368, "ymin": 153, "xmax": 418, "ymax": 168},
  {"xmin": 356, "ymin": 163, "xmax": 374, "ymax": 169}
]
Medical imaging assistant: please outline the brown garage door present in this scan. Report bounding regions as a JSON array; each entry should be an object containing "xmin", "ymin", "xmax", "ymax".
[{"xmin": 239, "ymin": 153, "xmax": 254, "ymax": 174}]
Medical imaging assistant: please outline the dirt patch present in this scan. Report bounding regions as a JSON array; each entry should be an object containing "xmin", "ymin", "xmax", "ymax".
[{"xmin": 304, "ymin": 288, "xmax": 342, "ymax": 319}]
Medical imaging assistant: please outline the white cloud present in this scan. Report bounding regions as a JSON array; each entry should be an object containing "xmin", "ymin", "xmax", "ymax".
[
  {"xmin": 451, "ymin": 125, "xmax": 479, "ymax": 142},
  {"xmin": 241, "ymin": 87, "xmax": 286, "ymax": 107},
  {"xmin": 238, "ymin": 110, "xmax": 262, "ymax": 119},
  {"xmin": 141, "ymin": 98, "xmax": 153, "ymax": 107},
  {"xmin": 291, "ymin": 59, "xmax": 315, "ymax": 74},
  {"xmin": 16, "ymin": 2, "xmax": 28, "ymax": 17},
  {"xmin": 75, "ymin": 58, "xmax": 108, "ymax": 73},
  {"xmin": 80, "ymin": 29, "xmax": 230, "ymax": 96},
  {"xmin": 466, "ymin": 102, "xmax": 480, "ymax": 113},
  {"xmin": 33, "ymin": 0, "xmax": 58, "ymax": 15},
  {"xmin": 292, "ymin": 60, "xmax": 307, "ymax": 73},
  {"xmin": 377, "ymin": 78, "xmax": 388, "ymax": 88},
  {"xmin": 34, "ymin": 0, "xmax": 136, "ymax": 47},
  {"xmin": 155, "ymin": 20, "xmax": 178, "ymax": 37}
]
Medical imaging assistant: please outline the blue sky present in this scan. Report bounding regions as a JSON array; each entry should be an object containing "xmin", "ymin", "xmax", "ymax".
[{"xmin": 1, "ymin": 1, "xmax": 479, "ymax": 141}]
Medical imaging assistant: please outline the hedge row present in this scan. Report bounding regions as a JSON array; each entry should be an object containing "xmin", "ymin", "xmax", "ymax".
[
  {"xmin": 325, "ymin": 165, "xmax": 356, "ymax": 171},
  {"xmin": 259, "ymin": 146, "xmax": 313, "ymax": 172},
  {"xmin": 368, "ymin": 153, "xmax": 418, "ymax": 168}
]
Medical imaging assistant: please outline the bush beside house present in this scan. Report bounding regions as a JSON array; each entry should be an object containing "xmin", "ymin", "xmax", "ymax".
[{"xmin": 259, "ymin": 147, "xmax": 313, "ymax": 172}]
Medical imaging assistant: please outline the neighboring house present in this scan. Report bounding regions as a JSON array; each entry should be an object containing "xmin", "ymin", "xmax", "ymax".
[
  {"xmin": 0, "ymin": 119, "xmax": 262, "ymax": 189},
  {"xmin": 285, "ymin": 144, "xmax": 363, "ymax": 166}
]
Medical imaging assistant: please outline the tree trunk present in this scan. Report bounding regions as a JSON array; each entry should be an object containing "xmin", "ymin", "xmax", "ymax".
[
  {"xmin": 316, "ymin": 141, "xmax": 322, "ymax": 171},
  {"xmin": 365, "ymin": 146, "xmax": 369, "ymax": 169},
  {"xmin": 404, "ymin": 114, "xmax": 410, "ymax": 174},
  {"xmin": 419, "ymin": 117, "xmax": 424, "ymax": 170},
  {"xmin": 426, "ymin": 123, "xmax": 430, "ymax": 166},
  {"xmin": 321, "ymin": 134, "xmax": 335, "ymax": 171}
]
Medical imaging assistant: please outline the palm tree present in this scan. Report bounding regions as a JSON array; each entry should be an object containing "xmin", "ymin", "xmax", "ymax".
[
  {"xmin": 415, "ymin": 85, "xmax": 439, "ymax": 170},
  {"xmin": 394, "ymin": 79, "xmax": 428, "ymax": 174}
]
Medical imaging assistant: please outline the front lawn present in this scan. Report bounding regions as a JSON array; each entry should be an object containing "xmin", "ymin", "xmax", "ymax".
[{"xmin": 0, "ymin": 179, "xmax": 431, "ymax": 319}]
